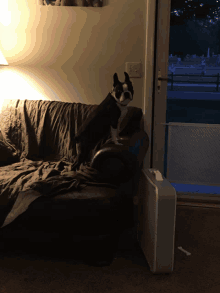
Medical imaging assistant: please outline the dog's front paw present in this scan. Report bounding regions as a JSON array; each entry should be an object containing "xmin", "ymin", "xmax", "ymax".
[{"xmin": 114, "ymin": 141, "xmax": 123, "ymax": 146}]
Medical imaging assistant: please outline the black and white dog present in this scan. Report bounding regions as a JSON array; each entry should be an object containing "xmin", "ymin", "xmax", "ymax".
[
  {"xmin": 72, "ymin": 72, "xmax": 134, "ymax": 170},
  {"xmin": 109, "ymin": 72, "xmax": 134, "ymax": 145}
]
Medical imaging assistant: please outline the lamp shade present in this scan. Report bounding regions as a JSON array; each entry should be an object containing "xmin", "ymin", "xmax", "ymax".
[{"xmin": 0, "ymin": 50, "xmax": 8, "ymax": 65}]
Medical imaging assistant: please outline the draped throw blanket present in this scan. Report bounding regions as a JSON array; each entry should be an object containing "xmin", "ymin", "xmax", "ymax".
[
  {"xmin": 0, "ymin": 99, "xmax": 109, "ymax": 164},
  {"xmin": 0, "ymin": 99, "xmax": 142, "ymax": 228},
  {"xmin": 0, "ymin": 159, "xmax": 118, "ymax": 228},
  {"xmin": 0, "ymin": 99, "xmax": 115, "ymax": 228}
]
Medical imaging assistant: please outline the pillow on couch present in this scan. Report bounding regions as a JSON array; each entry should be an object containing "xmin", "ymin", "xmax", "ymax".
[{"xmin": 0, "ymin": 134, "xmax": 19, "ymax": 167}]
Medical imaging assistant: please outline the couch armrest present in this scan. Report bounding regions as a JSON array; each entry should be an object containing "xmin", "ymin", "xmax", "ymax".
[
  {"xmin": 120, "ymin": 129, "xmax": 149, "ymax": 169},
  {"xmin": 90, "ymin": 129, "xmax": 149, "ymax": 185}
]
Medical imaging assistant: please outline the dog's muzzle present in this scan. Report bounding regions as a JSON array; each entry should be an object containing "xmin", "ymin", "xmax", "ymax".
[
  {"xmin": 119, "ymin": 91, "xmax": 133, "ymax": 105},
  {"xmin": 110, "ymin": 90, "xmax": 133, "ymax": 106}
]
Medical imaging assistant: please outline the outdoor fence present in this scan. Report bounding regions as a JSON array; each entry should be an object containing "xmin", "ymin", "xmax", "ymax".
[
  {"xmin": 168, "ymin": 73, "xmax": 220, "ymax": 92},
  {"xmin": 164, "ymin": 66, "xmax": 220, "ymax": 191},
  {"xmin": 161, "ymin": 122, "xmax": 220, "ymax": 187}
]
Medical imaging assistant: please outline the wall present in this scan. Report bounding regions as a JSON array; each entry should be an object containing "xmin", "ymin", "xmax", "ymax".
[{"xmin": 0, "ymin": 0, "xmax": 146, "ymax": 109}]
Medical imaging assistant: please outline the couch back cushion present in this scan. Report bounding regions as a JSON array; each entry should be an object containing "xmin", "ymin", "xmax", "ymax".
[{"xmin": 0, "ymin": 99, "xmax": 143, "ymax": 162}]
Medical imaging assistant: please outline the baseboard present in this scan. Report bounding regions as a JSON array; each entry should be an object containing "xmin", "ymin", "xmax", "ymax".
[
  {"xmin": 134, "ymin": 191, "xmax": 220, "ymax": 204},
  {"xmin": 177, "ymin": 192, "xmax": 220, "ymax": 205},
  {"xmin": 177, "ymin": 201, "xmax": 220, "ymax": 209}
]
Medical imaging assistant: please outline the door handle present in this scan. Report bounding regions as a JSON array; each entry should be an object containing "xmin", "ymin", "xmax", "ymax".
[{"xmin": 157, "ymin": 69, "xmax": 169, "ymax": 94}]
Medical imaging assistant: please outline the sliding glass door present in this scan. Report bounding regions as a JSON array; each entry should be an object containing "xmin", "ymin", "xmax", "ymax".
[{"xmin": 151, "ymin": 0, "xmax": 220, "ymax": 198}]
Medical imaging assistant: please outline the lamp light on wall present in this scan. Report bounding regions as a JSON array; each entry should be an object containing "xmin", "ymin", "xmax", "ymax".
[
  {"xmin": 0, "ymin": 49, "xmax": 8, "ymax": 113},
  {"xmin": 0, "ymin": 49, "xmax": 52, "ymax": 109},
  {"xmin": 0, "ymin": 49, "xmax": 8, "ymax": 66}
]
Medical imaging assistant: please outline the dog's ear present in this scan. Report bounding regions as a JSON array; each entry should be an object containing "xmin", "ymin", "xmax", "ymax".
[
  {"xmin": 124, "ymin": 72, "xmax": 131, "ymax": 83},
  {"xmin": 113, "ymin": 73, "xmax": 120, "ymax": 87}
]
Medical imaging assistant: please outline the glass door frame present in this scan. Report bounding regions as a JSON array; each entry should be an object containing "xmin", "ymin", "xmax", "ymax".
[{"xmin": 143, "ymin": 0, "xmax": 171, "ymax": 176}]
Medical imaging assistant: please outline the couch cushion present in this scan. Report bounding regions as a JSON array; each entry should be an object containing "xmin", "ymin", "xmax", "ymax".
[{"xmin": 10, "ymin": 185, "xmax": 132, "ymax": 237}]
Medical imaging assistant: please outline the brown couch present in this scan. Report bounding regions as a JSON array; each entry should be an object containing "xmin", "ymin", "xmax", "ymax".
[{"xmin": 0, "ymin": 99, "xmax": 149, "ymax": 266}]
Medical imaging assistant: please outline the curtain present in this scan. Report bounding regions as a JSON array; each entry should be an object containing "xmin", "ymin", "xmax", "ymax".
[{"xmin": 38, "ymin": 0, "xmax": 103, "ymax": 6}]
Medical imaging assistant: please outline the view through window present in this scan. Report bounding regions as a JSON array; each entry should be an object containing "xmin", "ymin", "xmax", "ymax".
[{"xmin": 164, "ymin": 0, "xmax": 220, "ymax": 194}]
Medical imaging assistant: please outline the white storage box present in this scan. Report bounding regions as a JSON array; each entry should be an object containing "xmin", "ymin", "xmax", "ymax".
[{"xmin": 137, "ymin": 168, "xmax": 177, "ymax": 274}]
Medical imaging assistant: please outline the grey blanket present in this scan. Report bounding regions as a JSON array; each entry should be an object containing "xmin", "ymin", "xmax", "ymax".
[
  {"xmin": 0, "ymin": 99, "xmax": 115, "ymax": 228},
  {"xmin": 0, "ymin": 99, "xmax": 141, "ymax": 228},
  {"xmin": 0, "ymin": 159, "xmax": 118, "ymax": 228}
]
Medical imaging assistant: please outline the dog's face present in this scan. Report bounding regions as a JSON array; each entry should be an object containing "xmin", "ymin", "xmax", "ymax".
[{"xmin": 111, "ymin": 72, "xmax": 134, "ymax": 106}]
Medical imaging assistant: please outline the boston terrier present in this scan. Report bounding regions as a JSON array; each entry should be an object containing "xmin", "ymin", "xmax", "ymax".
[{"xmin": 109, "ymin": 72, "xmax": 134, "ymax": 145}]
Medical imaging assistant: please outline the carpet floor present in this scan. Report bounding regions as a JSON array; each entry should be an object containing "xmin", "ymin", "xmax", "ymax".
[{"xmin": 0, "ymin": 204, "xmax": 220, "ymax": 293}]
